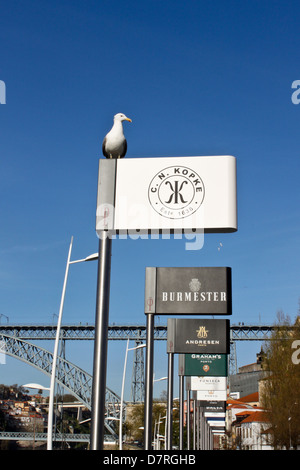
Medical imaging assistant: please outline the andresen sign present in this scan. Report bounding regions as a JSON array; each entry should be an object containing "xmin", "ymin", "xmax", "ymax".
[
  {"xmin": 145, "ymin": 267, "xmax": 232, "ymax": 315},
  {"xmin": 167, "ymin": 319, "xmax": 230, "ymax": 354}
]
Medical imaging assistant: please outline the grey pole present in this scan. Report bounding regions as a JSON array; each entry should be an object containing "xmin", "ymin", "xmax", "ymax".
[
  {"xmin": 196, "ymin": 403, "xmax": 200, "ymax": 450},
  {"xmin": 187, "ymin": 389, "xmax": 190, "ymax": 450},
  {"xmin": 166, "ymin": 352, "xmax": 174, "ymax": 450},
  {"xmin": 193, "ymin": 398, "xmax": 196, "ymax": 450},
  {"xmin": 144, "ymin": 313, "xmax": 154, "ymax": 450},
  {"xmin": 204, "ymin": 413, "xmax": 207, "ymax": 450},
  {"xmin": 90, "ymin": 232, "xmax": 112, "ymax": 450},
  {"xmin": 200, "ymin": 407, "xmax": 204, "ymax": 450},
  {"xmin": 179, "ymin": 375, "xmax": 184, "ymax": 450},
  {"xmin": 205, "ymin": 417, "xmax": 209, "ymax": 450},
  {"xmin": 47, "ymin": 236, "xmax": 73, "ymax": 450},
  {"xmin": 204, "ymin": 412, "xmax": 208, "ymax": 450}
]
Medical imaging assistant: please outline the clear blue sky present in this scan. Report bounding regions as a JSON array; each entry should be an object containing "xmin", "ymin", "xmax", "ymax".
[{"xmin": 0, "ymin": 0, "xmax": 300, "ymax": 398}]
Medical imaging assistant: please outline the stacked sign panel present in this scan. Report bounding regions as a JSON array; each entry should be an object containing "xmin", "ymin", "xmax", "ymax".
[
  {"xmin": 167, "ymin": 318, "xmax": 230, "ymax": 354},
  {"xmin": 145, "ymin": 267, "xmax": 232, "ymax": 315},
  {"xmin": 178, "ymin": 353, "xmax": 228, "ymax": 377}
]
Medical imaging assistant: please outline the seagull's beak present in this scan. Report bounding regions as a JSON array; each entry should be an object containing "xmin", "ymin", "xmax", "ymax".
[{"xmin": 125, "ymin": 117, "xmax": 132, "ymax": 122}]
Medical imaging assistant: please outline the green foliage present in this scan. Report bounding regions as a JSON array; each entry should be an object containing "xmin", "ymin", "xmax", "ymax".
[{"xmin": 261, "ymin": 311, "xmax": 300, "ymax": 449}]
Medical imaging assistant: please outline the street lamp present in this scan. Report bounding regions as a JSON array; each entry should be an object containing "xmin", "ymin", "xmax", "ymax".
[
  {"xmin": 23, "ymin": 383, "xmax": 50, "ymax": 392},
  {"xmin": 47, "ymin": 236, "xmax": 98, "ymax": 450},
  {"xmin": 288, "ymin": 402, "xmax": 298, "ymax": 449},
  {"xmin": 152, "ymin": 377, "xmax": 168, "ymax": 450},
  {"xmin": 120, "ymin": 339, "xmax": 146, "ymax": 450},
  {"xmin": 0, "ymin": 314, "xmax": 9, "ymax": 324},
  {"xmin": 153, "ymin": 376, "xmax": 168, "ymax": 383}
]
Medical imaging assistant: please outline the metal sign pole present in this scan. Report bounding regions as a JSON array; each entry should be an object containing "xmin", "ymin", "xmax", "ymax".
[
  {"xmin": 205, "ymin": 414, "xmax": 208, "ymax": 450},
  {"xmin": 187, "ymin": 389, "xmax": 191, "ymax": 450},
  {"xmin": 197, "ymin": 403, "xmax": 200, "ymax": 450},
  {"xmin": 144, "ymin": 313, "xmax": 154, "ymax": 450},
  {"xmin": 179, "ymin": 375, "xmax": 184, "ymax": 450},
  {"xmin": 166, "ymin": 352, "xmax": 174, "ymax": 450},
  {"xmin": 193, "ymin": 397, "xmax": 196, "ymax": 450},
  {"xmin": 90, "ymin": 232, "xmax": 112, "ymax": 450},
  {"xmin": 201, "ymin": 407, "xmax": 205, "ymax": 450}
]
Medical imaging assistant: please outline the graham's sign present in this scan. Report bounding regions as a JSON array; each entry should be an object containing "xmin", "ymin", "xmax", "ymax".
[
  {"xmin": 178, "ymin": 353, "xmax": 228, "ymax": 377},
  {"xmin": 167, "ymin": 319, "xmax": 230, "ymax": 354},
  {"xmin": 145, "ymin": 267, "xmax": 232, "ymax": 315},
  {"xmin": 96, "ymin": 156, "xmax": 237, "ymax": 235}
]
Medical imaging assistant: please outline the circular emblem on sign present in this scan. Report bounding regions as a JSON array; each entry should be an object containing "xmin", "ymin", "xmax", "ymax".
[
  {"xmin": 203, "ymin": 365, "xmax": 210, "ymax": 372},
  {"xmin": 189, "ymin": 278, "xmax": 201, "ymax": 292},
  {"xmin": 148, "ymin": 166, "xmax": 205, "ymax": 219}
]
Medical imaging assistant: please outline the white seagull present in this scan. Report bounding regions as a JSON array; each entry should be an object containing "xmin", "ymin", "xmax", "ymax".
[{"xmin": 102, "ymin": 113, "xmax": 132, "ymax": 159}]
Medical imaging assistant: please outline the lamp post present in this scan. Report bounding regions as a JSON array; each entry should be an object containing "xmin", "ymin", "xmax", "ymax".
[
  {"xmin": 288, "ymin": 402, "xmax": 298, "ymax": 450},
  {"xmin": 120, "ymin": 339, "xmax": 146, "ymax": 450},
  {"xmin": 153, "ymin": 376, "xmax": 168, "ymax": 383},
  {"xmin": 23, "ymin": 383, "xmax": 50, "ymax": 392},
  {"xmin": 47, "ymin": 237, "xmax": 98, "ymax": 450},
  {"xmin": 0, "ymin": 314, "xmax": 9, "ymax": 324},
  {"xmin": 150, "ymin": 376, "xmax": 168, "ymax": 450}
]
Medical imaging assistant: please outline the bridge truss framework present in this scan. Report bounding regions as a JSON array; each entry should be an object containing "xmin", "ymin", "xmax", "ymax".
[
  {"xmin": 0, "ymin": 323, "xmax": 275, "ymax": 442},
  {"xmin": 0, "ymin": 323, "xmax": 276, "ymax": 342}
]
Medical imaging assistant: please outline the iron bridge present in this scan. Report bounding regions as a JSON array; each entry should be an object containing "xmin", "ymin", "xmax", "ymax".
[{"xmin": 0, "ymin": 323, "xmax": 275, "ymax": 442}]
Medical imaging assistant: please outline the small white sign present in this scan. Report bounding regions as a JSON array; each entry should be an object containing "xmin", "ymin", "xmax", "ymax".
[
  {"xmin": 196, "ymin": 389, "xmax": 227, "ymax": 401},
  {"xmin": 187, "ymin": 376, "xmax": 227, "ymax": 391},
  {"xmin": 96, "ymin": 155, "xmax": 237, "ymax": 235},
  {"xmin": 0, "ymin": 80, "xmax": 6, "ymax": 105},
  {"xmin": 206, "ymin": 420, "xmax": 226, "ymax": 427}
]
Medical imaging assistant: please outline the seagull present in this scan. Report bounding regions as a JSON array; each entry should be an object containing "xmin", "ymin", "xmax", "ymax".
[{"xmin": 102, "ymin": 113, "xmax": 132, "ymax": 159}]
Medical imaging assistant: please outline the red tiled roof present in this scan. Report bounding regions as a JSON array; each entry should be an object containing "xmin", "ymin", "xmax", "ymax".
[
  {"xmin": 235, "ymin": 410, "xmax": 253, "ymax": 416},
  {"xmin": 238, "ymin": 392, "xmax": 259, "ymax": 403},
  {"xmin": 229, "ymin": 404, "xmax": 252, "ymax": 410},
  {"xmin": 234, "ymin": 408, "xmax": 263, "ymax": 419},
  {"xmin": 240, "ymin": 411, "xmax": 270, "ymax": 424},
  {"xmin": 227, "ymin": 399, "xmax": 255, "ymax": 409},
  {"xmin": 227, "ymin": 399, "xmax": 243, "ymax": 405}
]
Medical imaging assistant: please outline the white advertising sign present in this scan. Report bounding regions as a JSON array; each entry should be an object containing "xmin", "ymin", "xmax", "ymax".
[
  {"xmin": 186, "ymin": 376, "xmax": 227, "ymax": 391},
  {"xmin": 196, "ymin": 389, "xmax": 227, "ymax": 401},
  {"xmin": 207, "ymin": 420, "xmax": 226, "ymax": 427},
  {"xmin": 96, "ymin": 156, "xmax": 237, "ymax": 235},
  {"xmin": 204, "ymin": 412, "xmax": 226, "ymax": 418}
]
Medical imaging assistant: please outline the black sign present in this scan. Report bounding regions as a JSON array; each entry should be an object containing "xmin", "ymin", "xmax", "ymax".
[
  {"xmin": 167, "ymin": 318, "xmax": 230, "ymax": 354},
  {"xmin": 199, "ymin": 401, "xmax": 226, "ymax": 412},
  {"xmin": 145, "ymin": 267, "xmax": 232, "ymax": 315}
]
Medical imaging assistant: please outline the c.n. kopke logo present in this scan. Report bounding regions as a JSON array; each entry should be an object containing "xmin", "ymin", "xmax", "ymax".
[{"xmin": 148, "ymin": 165, "xmax": 205, "ymax": 219}]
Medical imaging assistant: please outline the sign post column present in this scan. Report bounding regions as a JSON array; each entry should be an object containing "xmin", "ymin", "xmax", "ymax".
[
  {"xmin": 90, "ymin": 233, "xmax": 112, "ymax": 450},
  {"xmin": 91, "ymin": 160, "xmax": 116, "ymax": 450},
  {"xmin": 187, "ymin": 388, "xmax": 191, "ymax": 450},
  {"xmin": 179, "ymin": 374, "xmax": 185, "ymax": 449},
  {"xmin": 144, "ymin": 267, "xmax": 157, "ymax": 450},
  {"xmin": 92, "ymin": 155, "xmax": 237, "ymax": 450},
  {"xmin": 166, "ymin": 351, "xmax": 174, "ymax": 451},
  {"xmin": 144, "ymin": 313, "xmax": 155, "ymax": 450}
]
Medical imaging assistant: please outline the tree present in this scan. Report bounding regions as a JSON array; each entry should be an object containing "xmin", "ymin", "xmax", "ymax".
[
  {"xmin": 125, "ymin": 402, "xmax": 167, "ymax": 445},
  {"xmin": 260, "ymin": 310, "xmax": 300, "ymax": 449}
]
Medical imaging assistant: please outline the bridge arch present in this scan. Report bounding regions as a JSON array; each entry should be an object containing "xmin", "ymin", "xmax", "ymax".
[{"xmin": 0, "ymin": 333, "xmax": 122, "ymax": 438}]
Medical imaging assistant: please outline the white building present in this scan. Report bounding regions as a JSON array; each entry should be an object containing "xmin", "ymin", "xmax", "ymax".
[{"xmin": 236, "ymin": 410, "xmax": 273, "ymax": 450}]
